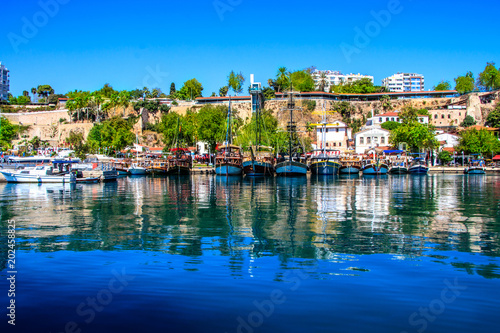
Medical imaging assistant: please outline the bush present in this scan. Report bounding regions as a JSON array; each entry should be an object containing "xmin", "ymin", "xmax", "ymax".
[
  {"xmin": 438, "ymin": 151, "xmax": 452, "ymax": 165},
  {"xmin": 302, "ymin": 100, "xmax": 316, "ymax": 113}
]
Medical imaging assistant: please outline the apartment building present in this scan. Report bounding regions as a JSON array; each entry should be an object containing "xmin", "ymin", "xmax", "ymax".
[
  {"xmin": 312, "ymin": 70, "xmax": 374, "ymax": 92},
  {"xmin": 382, "ymin": 73, "xmax": 424, "ymax": 92},
  {"xmin": 0, "ymin": 62, "xmax": 9, "ymax": 101}
]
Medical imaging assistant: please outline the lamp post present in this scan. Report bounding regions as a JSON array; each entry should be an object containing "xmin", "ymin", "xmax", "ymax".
[{"xmin": 462, "ymin": 151, "xmax": 464, "ymax": 167}]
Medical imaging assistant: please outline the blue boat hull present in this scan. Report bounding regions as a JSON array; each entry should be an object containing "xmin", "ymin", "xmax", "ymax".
[
  {"xmin": 275, "ymin": 161, "xmax": 308, "ymax": 176},
  {"xmin": 242, "ymin": 160, "xmax": 274, "ymax": 176},
  {"xmin": 389, "ymin": 166, "xmax": 408, "ymax": 174},
  {"xmin": 215, "ymin": 164, "xmax": 243, "ymax": 176},
  {"xmin": 339, "ymin": 166, "xmax": 361, "ymax": 174},
  {"xmin": 464, "ymin": 167, "xmax": 486, "ymax": 174},
  {"xmin": 409, "ymin": 165, "xmax": 428, "ymax": 174},
  {"xmin": 310, "ymin": 161, "xmax": 340, "ymax": 175},
  {"xmin": 362, "ymin": 164, "xmax": 389, "ymax": 175}
]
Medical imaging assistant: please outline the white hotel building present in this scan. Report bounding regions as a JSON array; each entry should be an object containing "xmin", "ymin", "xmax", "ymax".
[
  {"xmin": 0, "ymin": 62, "xmax": 9, "ymax": 102},
  {"xmin": 315, "ymin": 120, "xmax": 352, "ymax": 151},
  {"xmin": 382, "ymin": 73, "xmax": 425, "ymax": 92},
  {"xmin": 312, "ymin": 70, "xmax": 374, "ymax": 92}
]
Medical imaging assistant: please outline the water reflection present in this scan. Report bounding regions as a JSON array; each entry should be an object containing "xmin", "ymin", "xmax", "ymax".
[{"xmin": 1, "ymin": 175, "xmax": 500, "ymax": 277}]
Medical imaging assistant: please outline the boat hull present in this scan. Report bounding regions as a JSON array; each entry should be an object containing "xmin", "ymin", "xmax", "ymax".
[
  {"xmin": 362, "ymin": 164, "xmax": 389, "ymax": 175},
  {"xmin": 116, "ymin": 168, "xmax": 129, "ymax": 176},
  {"xmin": 128, "ymin": 168, "xmax": 148, "ymax": 175},
  {"xmin": 242, "ymin": 160, "xmax": 274, "ymax": 176},
  {"xmin": 215, "ymin": 164, "xmax": 243, "ymax": 176},
  {"xmin": 389, "ymin": 166, "xmax": 408, "ymax": 174},
  {"xmin": 0, "ymin": 171, "xmax": 75, "ymax": 183},
  {"xmin": 464, "ymin": 167, "xmax": 486, "ymax": 174},
  {"xmin": 167, "ymin": 165, "xmax": 191, "ymax": 175},
  {"xmin": 275, "ymin": 161, "xmax": 308, "ymax": 176},
  {"xmin": 409, "ymin": 165, "xmax": 428, "ymax": 174},
  {"xmin": 339, "ymin": 166, "xmax": 361, "ymax": 174},
  {"xmin": 310, "ymin": 161, "xmax": 340, "ymax": 175}
]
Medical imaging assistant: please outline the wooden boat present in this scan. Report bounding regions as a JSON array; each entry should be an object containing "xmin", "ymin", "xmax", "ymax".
[
  {"xmin": 128, "ymin": 163, "xmax": 148, "ymax": 175},
  {"xmin": 389, "ymin": 160, "xmax": 409, "ymax": 174},
  {"xmin": 243, "ymin": 146, "xmax": 274, "ymax": 176},
  {"xmin": 464, "ymin": 159, "xmax": 486, "ymax": 174},
  {"xmin": 76, "ymin": 177, "xmax": 100, "ymax": 183},
  {"xmin": 215, "ymin": 144, "xmax": 243, "ymax": 176},
  {"xmin": 215, "ymin": 97, "xmax": 243, "ymax": 176},
  {"xmin": 339, "ymin": 155, "xmax": 362, "ymax": 174},
  {"xmin": 275, "ymin": 89, "xmax": 308, "ymax": 177},
  {"xmin": 167, "ymin": 148, "xmax": 192, "ymax": 175},
  {"xmin": 0, "ymin": 165, "xmax": 76, "ymax": 183},
  {"xmin": 408, "ymin": 157, "xmax": 429, "ymax": 174},
  {"xmin": 361, "ymin": 158, "xmax": 389, "ymax": 175},
  {"xmin": 310, "ymin": 150, "xmax": 341, "ymax": 175},
  {"xmin": 149, "ymin": 160, "xmax": 169, "ymax": 175}
]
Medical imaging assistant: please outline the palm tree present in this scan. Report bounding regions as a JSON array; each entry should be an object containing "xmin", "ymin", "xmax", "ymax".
[
  {"xmin": 318, "ymin": 71, "xmax": 328, "ymax": 92},
  {"xmin": 118, "ymin": 91, "xmax": 131, "ymax": 116},
  {"xmin": 276, "ymin": 67, "xmax": 290, "ymax": 93},
  {"xmin": 91, "ymin": 92, "xmax": 104, "ymax": 122},
  {"xmin": 31, "ymin": 88, "xmax": 37, "ymax": 103}
]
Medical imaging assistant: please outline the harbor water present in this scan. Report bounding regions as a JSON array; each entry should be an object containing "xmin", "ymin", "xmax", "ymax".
[{"xmin": 1, "ymin": 174, "xmax": 499, "ymax": 332}]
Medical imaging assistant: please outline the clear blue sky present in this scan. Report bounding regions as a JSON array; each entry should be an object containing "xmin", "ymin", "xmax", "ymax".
[{"xmin": 1, "ymin": 0, "xmax": 499, "ymax": 97}]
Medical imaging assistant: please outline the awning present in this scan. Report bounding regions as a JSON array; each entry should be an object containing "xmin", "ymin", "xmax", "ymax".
[
  {"xmin": 383, "ymin": 150, "xmax": 404, "ymax": 154},
  {"xmin": 492, "ymin": 155, "xmax": 500, "ymax": 161}
]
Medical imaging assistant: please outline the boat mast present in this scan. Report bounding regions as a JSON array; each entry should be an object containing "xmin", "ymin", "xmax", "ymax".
[
  {"xmin": 287, "ymin": 85, "xmax": 294, "ymax": 162},
  {"xmin": 322, "ymin": 101, "xmax": 327, "ymax": 155}
]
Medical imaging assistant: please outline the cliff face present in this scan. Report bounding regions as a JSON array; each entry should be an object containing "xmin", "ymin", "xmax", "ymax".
[{"xmin": 4, "ymin": 92, "xmax": 498, "ymax": 148}]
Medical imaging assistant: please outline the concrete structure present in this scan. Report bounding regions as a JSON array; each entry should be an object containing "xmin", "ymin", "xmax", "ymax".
[
  {"xmin": 367, "ymin": 111, "xmax": 429, "ymax": 126},
  {"xmin": 382, "ymin": 73, "xmax": 425, "ymax": 92},
  {"xmin": 354, "ymin": 127, "xmax": 391, "ymax": 154},
  {"xmin": 435, "ymin": 132, "xmax": 459, "ymax": 149},
  {"xmin": 312, "ymin": 70, "xmax": 374, "ymax": 92},
  {"xmin": 0, "ymin": 61, "xmax": 9, "ymax": 101},
  {"xmin": 315, "ymin": 120, "xmax": 352, "ymax": 151}
]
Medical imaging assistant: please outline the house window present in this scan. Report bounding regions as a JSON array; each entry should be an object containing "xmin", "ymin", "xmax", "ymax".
[
  {"xmin": 459, "ymin": 112, "xmax": 461, "ymax": 116},
  {"xmin": 379, "ymin": 117, "xmax": 382, "ymax": 122},
  {"xmin": 339, "ymin": 142, "xmax": 342, "ymax": 147},
  {"xmin": 434, "ymin": 114, "xmax": 438, "ymax": 119},
  {"xmin": 381, "ymin": 137, "xmax": 385, "ymax": 144},
  {"xmin": 448, "ymin": 114, "xmax": 451, "ymax": 119},
  {"xmin": 360, "ymin": 137, "xmax": 364, "ymax": 144},
  {"xmin": 390, "ymin": 118, "xmax": 394, "ymax": 121},
  {"xmin": 367, "ymin": 137, "xmax": 371, "ymax": 144},
  {"xmin": 326, "ymin": 142, "xmax": 329, "ymax": 147},
  {"xmin": 325, "ymin": 129, "xmax": 329, "ymax": 133},
  {"xmin": 333, "ymin": 142, "xmax": 336, "ymax": 147},
  {"xmin": 442, "ymin": 115, "xmax": 445, "ymax": 119}
]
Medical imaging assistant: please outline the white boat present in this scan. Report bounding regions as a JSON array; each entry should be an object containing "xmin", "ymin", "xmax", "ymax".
[
  {"xmin": 128, "ymin": 163, "xmax": 148, "ymax": 175},
  {"xmin": 0, "ymin": 165, "xmax": 76, "ymax": 183}
]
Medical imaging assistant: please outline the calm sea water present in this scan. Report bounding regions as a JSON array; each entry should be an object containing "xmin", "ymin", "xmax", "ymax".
[{"xmin": 1, "ymin": 174, "xmax": 499, "ymax": 333}]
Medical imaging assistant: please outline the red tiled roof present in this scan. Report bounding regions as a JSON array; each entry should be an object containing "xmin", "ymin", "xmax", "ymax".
[
  {"xmin": 149, "ymin": 147, "xmax": 164, "ymax": 151},
  {"xmin": 377, "ymin": 112, "xmax": 399, "ymax": 117},
  {"xmin": 443, "ymin": 147, "xmax": 455, "ymax": 153}
]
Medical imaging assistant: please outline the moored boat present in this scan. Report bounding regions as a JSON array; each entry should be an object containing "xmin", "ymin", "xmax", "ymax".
[
  {"xmin": 464, "ymin": 159, "xmax": 486, "ymax": 174},
  {"xmin": 339, "ymin": 155, "xmax": 362, "ymax": 174},
  {"xmin": 167, "ymin": 148, "xmax": 192, "ymax": 175},
  {"xmin": 128, "ymin": 163, "xmax": 148, "ymax": 175},
  {"xmin": 243, "ymin": 146, "xmax": 274, "ymax": 176},
  {"xmin": 361, "ymin": 159, "xmax": 389, "ymax": 175},
  {"xmin": 275, "ymin": 89, "xmax": 308, "ymax": 177},
  {"xmin": 408, "ymin": 157, "xmax": 429, "ymax": 174},
  {"xmin": 215, "ymin": 144, "xmax": 243, "ymax": 176},
  {"xmin": 310, "ymin": 150, "xmax": 341, "ymax": 175},
  {"xmin": 0, "ymin": 165, "xmax": 76, "ymax": 183}
]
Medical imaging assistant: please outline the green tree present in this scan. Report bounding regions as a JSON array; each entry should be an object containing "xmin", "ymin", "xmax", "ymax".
[
  {"xmin": 48, "ymin": 94, "xmax": 66, "ymax": 104},
  {"xmin": 31, "ymin": 87, "xmax": 37, "ymax": 102},
  {"xmin": 275, "ymin": 67, "xmax": 290, "ymax": 93},
  {"xmin": 66, "ymin": 130, "xmax": 89, "ymax": 160},
  {"xmin": 316, "ymin": 71, "xmax": 328, "ymax": 92},
  {"xmin": 477, "ymin": 62, "xmax": 500, "ymax": 91},
  {"xmin": 228, "ymin": 71, "xmax": 245, "ymax": 95},
  {"xmin": 438, "ymin": 150, "xmax": 453, "ymax": 165},
  {"xmin": 16, "ymin": 95, "xmax": 31, "ymax": 105},
  {"xmin": 99, "ymin": 83, "xmax": 117, "ymax": 98},
  {"xmin": 36, "ymin": 85, "xmax": 54, "ymax": 102},
  {"xmin": 262, "ymin": 87, "xmax": 275, "ymax": 100},
  {"xmin": 456, "ymin": 128, "xmax": 500, "ymax": 155},
  {"xmin": 219, "ymin": 86, "xmax": 229, "ymax": 97},
  {"xmin": 178, "ymin": 78, "xmax": 203, "ymax": 100},
  {"xmin": 157, "ymin": 112, "xmax": 196, "ymax": 148},
  {"xmin": 332, "ymin": 101, "xmax": 355, "ymax": 121},
  {"xmin": 290, "ymin": 70, "xmax": 315, "ymax": 92},
  {"xmin": 86, "ymin": 116, "xmax": 136, "ymax": 152},
  {"xmin": 460, "ymin": 115, "xmax": 476, "ymax": 127},
  {"xmin": 486, "ymin": 105, "xmax": 500, "ymax": 128},
  {"xmin": 330, "ymin": 78, "xmax": 385, "ymax": 94},
  {"xmin": 381, "ymin": 121, "xmax": 401, "ymax": 131},
  {"xmin": 454, "ymin": 72, "xmax": 475, "ymax": 95},
  {"xmin": 390, "ymin": 121, "xmax": 437, "ymax": 152},
  {"xmin": 22, "ymin": 90, "xmax": 29, "ymax": 97},
  {"xmin": 169, "ymin": 82, "xmax": 176, "ymax": 96},
  {"xmin": 195, "ymin": 105, "xmax": 228, "ymax": 150},
  {"xmin": 433, "ymin": 81, "xmax": 452, "ymax": 91},
  {"xmin": 0, "ymin": 117, "xmax": 18, "ymax": 148}
]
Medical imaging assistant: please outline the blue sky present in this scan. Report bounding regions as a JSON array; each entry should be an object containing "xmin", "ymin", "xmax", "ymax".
[{"xmin": 1, "ymin": 0, "xmax": 499, "ymax": 97}]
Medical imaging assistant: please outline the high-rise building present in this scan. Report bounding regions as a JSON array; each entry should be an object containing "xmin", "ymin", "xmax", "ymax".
[
  {"xmin": 0, "ymin": 62, "xmax": 10, "ymax": 101},
  {"xmin": 382, "ymin": 73, "xmax": 425, "ymax": 92},
  {"xmin": 312, "ymin": 70, "xmax": 374, "ymax": 92}
]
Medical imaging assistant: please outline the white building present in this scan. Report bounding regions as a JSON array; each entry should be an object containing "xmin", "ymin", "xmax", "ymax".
[
  {"xmin": 382, "ymin": 73, "xmax": 425, "ymax": 92},
  {"xmin": 354, "ymin": 127, "xmax": 391, "ymax": 154},
  {"xmin": 435, "ymin": 132, "xmax": 459, "ymax": 148},
  {"xmin": 366, "ymin": 111, "xmax": 429, "ymax": 126},
  {"xmin": 0, "ymin": 61, "xmax": 9, "ymax": 101},
  {"xmin": 315, "ymin": 120, "xmax": 352, "ymax": 151},
  {"xmin": 312, "ymin": 70, "xmax": 374, "ymax": 92}
]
